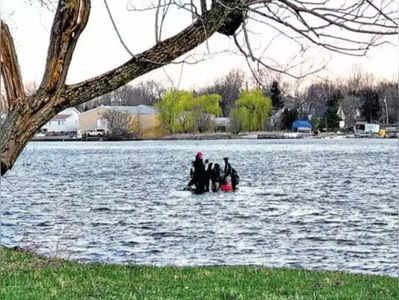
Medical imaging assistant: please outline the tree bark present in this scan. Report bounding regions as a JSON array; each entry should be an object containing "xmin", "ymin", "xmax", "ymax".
[
  {"xmin": 0, "ymin": 99, "xmax": 59, "ymax": 176},
  {"xmin": 0, "ymin": 22, "xmax": 25, "ymax": 109},
  {"xmin": 0, "ymin": 0, "xmax": 241, "ymax": 176}
]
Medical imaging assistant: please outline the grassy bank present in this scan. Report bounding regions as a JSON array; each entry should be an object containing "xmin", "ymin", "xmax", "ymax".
[{"xmin": 0, "ymin": 247, "xmax": 397, "ymax": 299}]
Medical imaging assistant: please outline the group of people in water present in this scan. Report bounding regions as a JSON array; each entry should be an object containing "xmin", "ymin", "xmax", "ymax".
[{"xmin": 187, "ymin": 152, "xmax": 240, "ymax": 194}]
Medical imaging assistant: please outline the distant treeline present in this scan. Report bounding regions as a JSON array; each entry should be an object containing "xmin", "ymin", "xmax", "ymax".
[{"xmin": 78, "ymin": 69, "xmax": 398, "ymax": 132}]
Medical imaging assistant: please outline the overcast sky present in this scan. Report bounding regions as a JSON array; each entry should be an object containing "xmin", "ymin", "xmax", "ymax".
[{"xmin": 2, "ymin": 1, "xmax": 398, "ymax": 92}]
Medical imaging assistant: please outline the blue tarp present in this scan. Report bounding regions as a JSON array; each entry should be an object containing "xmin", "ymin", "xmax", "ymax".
[{"xmin": 292, "ymin": 120, "xmax": 312, "ymax": 129}]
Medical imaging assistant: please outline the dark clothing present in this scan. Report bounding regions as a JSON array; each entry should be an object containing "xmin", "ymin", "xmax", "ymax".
[
  {"xmin": 210, "ymin": 164, "xmax": 221, "ymax": 183},
  {"xmin": 205, "ymin": 162, "xmax": 213, "ymax": 192},
  {"xmin": 224, "ymin": 162, "xmax": 232, "ymax": 176},
  {"xmin": 223, "ymin": 158, "xmax": 239, "ymax": 191},
  {"xmin": 231, "ymin": 168, "xmax": 240, "ymax": 191},
  {"xmin": 190, "ymin": 165, "xmax": 194, "ymax": 179},
  {"xmin": 188, "ymin": 157, "xmax": 207, "ymax": 194},
  {"xmin": 188, "ymin": 157, "xmax": 239, "ymax": 193},
  {"xmin": 210, "ymin": 164, "xmax": 221, "ymax": 192},
  {"xmin": 222, "ymin": 159, "xmax": 232, "ymax": 185}
]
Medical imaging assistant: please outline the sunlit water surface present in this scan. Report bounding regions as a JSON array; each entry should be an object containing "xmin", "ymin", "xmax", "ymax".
[{"xmin": 0, "ymin": 139, "xmax": 397, "ymax": 276}]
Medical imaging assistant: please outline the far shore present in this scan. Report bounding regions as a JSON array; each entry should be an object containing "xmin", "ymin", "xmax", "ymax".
[{"xmin": 29, "ymin": 131, "xmax": 371, "ymax": 142}]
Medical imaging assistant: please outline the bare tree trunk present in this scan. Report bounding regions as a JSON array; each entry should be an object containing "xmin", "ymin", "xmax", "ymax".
[
  {"xmin": 1, "ymin": 0, "xmax": 90, "ymax": 175},
  {"xmin": 0, "ymin": 101, "xmax": 57, "ymax": 175}
]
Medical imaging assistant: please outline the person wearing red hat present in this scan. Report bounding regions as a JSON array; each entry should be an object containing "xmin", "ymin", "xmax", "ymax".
[{"xmin": 187, "ymin": 152, "xmax": 206, "ymax": 193}]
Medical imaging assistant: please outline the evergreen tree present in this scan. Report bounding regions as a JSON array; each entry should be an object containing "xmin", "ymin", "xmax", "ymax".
[
  {"xmin": 360, "ymin": 88, "xmax": 380, "ymax": 122},
  {"xmin": 281, "ymin": 108, "xmax": 297, "ymax": 130},
  {"xmin": 270, "ymin": 81, "xmax": 283, "ymax": 109},
  {"xmin": 321, "ymin": 91, "xmax": 342, "ymax": 130}
]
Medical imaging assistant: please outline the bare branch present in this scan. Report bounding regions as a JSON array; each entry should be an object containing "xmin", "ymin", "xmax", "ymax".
[
  {"xmin": 245, "ymin": 0, "xmax": 397, "ymax": 56},
  {"xmin": 25, "ymin": 0, "xmax": 56, "ymax": 11},
  {"xmin": 157, "ymin": 0, "xmax": 172, "ymax": 42},
  {"xmin": 0, "ymin": 21, "xmax": 25, "ymax": 108},
  {"xmin": 104, "ymin": 0, "xmax": 135, "ymax": 57},
  {"xmin": 200, "ymin": 0, "xmax": 208, "ymax": 14},
  {"xmin": 39, "ymin": 0, "xmax": 90, "ymax": 94}
]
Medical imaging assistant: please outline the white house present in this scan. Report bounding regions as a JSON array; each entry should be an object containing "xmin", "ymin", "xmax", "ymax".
[
  {"xmin": 337, "ymin": 104, "xmax": 361, "ymax": 129},
  {"xmin": 41, "ymin": 107, "xmax": 80, "ymax": 133}
]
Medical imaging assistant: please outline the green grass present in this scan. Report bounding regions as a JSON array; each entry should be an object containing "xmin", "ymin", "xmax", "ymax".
[{"xmin": 0, "ymin": 247, "xmax": 397, "ymax": 299}]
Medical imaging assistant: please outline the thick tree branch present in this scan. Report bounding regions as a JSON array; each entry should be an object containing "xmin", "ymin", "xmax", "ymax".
[
  {"xmin": 0, "ymin": 21, "xmax": 25, "ymax": 109},
  {"xmin": 200, "ymin": 0, "xmax": 207, "ymax": 14},
  {"xmin": 62, "ymin": 1, "xmax": 240, "ymax": 107},
  {"xmin": 39, "ymin": 0, "xmax": 90, "ymax": 95}
]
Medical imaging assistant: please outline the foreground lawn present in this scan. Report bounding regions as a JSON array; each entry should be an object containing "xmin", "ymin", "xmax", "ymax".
[{"xmin": 0, "ymin": 247, "xmax": 397, "ymax": 299}]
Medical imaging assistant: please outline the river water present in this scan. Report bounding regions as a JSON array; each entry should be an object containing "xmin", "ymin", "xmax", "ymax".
[{"xmin": 0, "ymin": 139, "xmax": 397, "ymax": 276}]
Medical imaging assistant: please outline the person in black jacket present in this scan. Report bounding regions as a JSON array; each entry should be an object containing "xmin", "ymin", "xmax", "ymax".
[
  {"xmin": 210, "ymin": 163, "xmax": 221, "ymax": 192},
  {"xmin": 222, "ymin": 157, "xmax": 239, "ymax": 191},
  {"xmin": 187, "ymin": 152, "xmax": 207, "ymax": 194},
  {"xmin": 231, "ymin": 167, "xmax": 240, "ymax": 191},
  {"xmin": 222, "ymin": 157, "xmax": 232, "ymax": 183},
  {"xmin": 205, "ymin": 161, "xmax": 213, "ymax": 192},
  {"xmin": 189, "ymin": 160, "xmax": 195, "ymax": 180}
]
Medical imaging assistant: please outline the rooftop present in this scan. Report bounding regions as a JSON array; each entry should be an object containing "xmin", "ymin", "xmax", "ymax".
[
  {"xmin": 83, "ymin": 105, "xmax": 160, "ymax": 115},
  {"xmin": 52, "ymin": 114, "xmax": 70, "ymax": 120}
]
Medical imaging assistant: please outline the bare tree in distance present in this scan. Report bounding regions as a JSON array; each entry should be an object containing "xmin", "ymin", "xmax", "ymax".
[
  {"xmin": 252, "ymin": 68, "xmax": 292, "ymax": 103},
  {"xmin": 79, "ymin": 81, "xmax": 165, "ymax": 111},
  {"xmin": 126, "ymin": 81, "xmax": 165, "ymax": 106},
  {"xmin": 341, "ymin": 68, "xmax": 378, "ymax": 96},
  {"xmin": 376, "ymin": 81, "xmax": 398, "ymax": 124},
  {"xmin": 1, "ymin": 0, "xmax": 397, "ymax": 176},
  {"xmin": 101, "ymin": 110, "xmax": 131, "ymax": 137},
  {"xmin": 340, "ymin": 95, "xmax": 362, "ymax": 129},
  {"xmin": 198, "ymin": 69, "xmax": 245, "ymax": 117},
  {"xmin": 300, "ymin": 81, "xmax": 334, "ymax": 118}
]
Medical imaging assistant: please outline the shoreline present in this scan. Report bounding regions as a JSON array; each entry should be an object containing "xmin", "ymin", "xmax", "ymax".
[
  {"xmin": 30, "ymin": 131, "xmax": 388, "ymax": 142},
  {"xmin": 2, "ymin": 246, "xmax": 396, "ymax": 278},
  {"xmin": 1, "ymin": 246, "xmax": 397, "ymax": 299}
]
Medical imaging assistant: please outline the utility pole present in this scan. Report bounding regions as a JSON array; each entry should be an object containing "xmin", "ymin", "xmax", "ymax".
[{"xmin": 384, "ymin": 97, "xmax": 389, "ymax": 125}]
